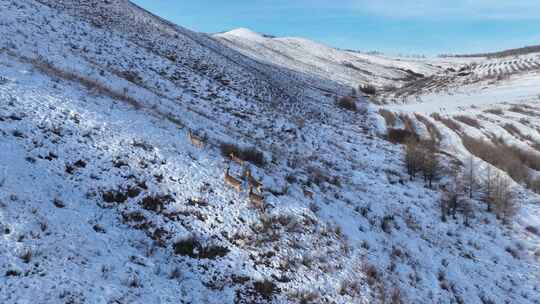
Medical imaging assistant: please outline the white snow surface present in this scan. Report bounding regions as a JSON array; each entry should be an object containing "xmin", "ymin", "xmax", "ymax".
[
  {"xmin": 216, "ymin": 29, "xmax": 447, "ymax": 88},
  {"xmin": 0, "ymin": 1, "xmax": 538, "ymax": 304}
]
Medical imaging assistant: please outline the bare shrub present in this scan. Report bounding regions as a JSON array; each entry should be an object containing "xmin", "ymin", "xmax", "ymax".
[
  {"xmin": 404, "ymin": 139, "xmax": 439, "ymax": 186},
  {"xmin": 415, "ymin": 114, "xmax": 442, "ymax": 143},
  {"xmin": 253, "ymin": 279, "xmax": 279, "ymax": 300},
  {"xmin": 53, "ymin": 198, "xmax": 66, "ymax": 208},
  {"xmin": 220, "ymin": 143, "xmax": 266, "ymax": 167},
  {"xmin": 462, "ymin": 156, "xmax": 479, "ymax": 199},
  {"xmin": 307, "ymin": 166, "xmax": 341, "ymax": 188},
  {"xmin": 141, "ymin": 194, "xmax": 174, "ymax": 213},
  {"xmin": 453, "ymin": 115, "xmax": 481, "ymax": 128},
  {"xmin": 381, "ymin": 215, "xmax": 394, "ymax": 233},
  {"xmin": 484, "ymin": 108, "xmax": 504, "ymax": 115},
  {"xmin": 361, "ymin": 263, "xmax": 380, "ymax": 286},
  {"xmin": 399, "ymin": 114, "xmax": 416, "ymax": 133},
  {"xmin": 28, "ymin": 56, "xmax": 141, "ymax": 109},
  {"xmin": 359, "ymin": 84, "xmax": 377, "ymax": 95},
  {"xmin": 379, "ymin": 109, "xmax": 397, "ymax": 127},
  {"xmin": 383, "ymin": 84, "xmax": 397, "ymax": 92},
  {"xmin": 102, "ymin": 189, "xmax": 129, "ymax": 204},
  {"xmin": 339, "ymin": 279, "xmax": 362, "ymax": 297},
  {"xmin": 505, "ymin": 145, "xmax": 540, "ymax": 171},
  {"xmin": 527, "ymin": 178, "xmax": 540, "ymax": 193},
  {"xmin": 508, "ymin": 105, "xmax": 538, "ymax": 116},
  {"xmin": 420, "ymin": 140, "xmax": 440, "ymax": 188},
  {"xmin": 337, "ymin": 96, "xmax": 357, "ymax": 112},
  {"xmin": 461, "ymin": 135, "xmax": 535, "ymax": 191},
  {"xmin": 502, "ymin": 123, "xmax": 525, "ymax": 139},
  {"xmin": 288, "ymin": 289, "xmax": 320, "ymax": 303},
  {"xmin": 173, "ymin": 237, "xmax": 229, "ymax": 259},
  {"xmin": 404, "ymin": 138, "xmax": 422, "ymax": 179},
  {"xmin": 388, "ymin": 129, "xmax": 418, "ymax": 144},
  {"xmin": 389, "ymin": 288, "xmax": 404, "ymax": 304},
  {"xmin": 440, "ymin": 188, "xmax": 460, "ymax": 222},
  {"xmin": 431, "ymin": 113, "xmax": 462, "ymax": 134},
  {"xmin": 525, "ymin": 226, "xmax": 539, "ymax": 236},
  {"xmin": 491, "ymin": 174, "xmax": 518, "ymax": 224},
  {"xmin": 168, "ymin": 267, "xmax": 182, "ymax": 280},
  {"xmin": 121, "ymin": 70, "xmax": 142, "ymax": 84},
  {"xmin": 19, "ymin": 249, "xmax": 33, "ymax": 264}
]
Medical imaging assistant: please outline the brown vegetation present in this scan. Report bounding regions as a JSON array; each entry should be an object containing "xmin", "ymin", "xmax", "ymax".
[
  {"xmin": 220, "ymin": 143, "xmax": 266, "ymax": 167},
  {"xmin": 508, "ymin": 105, "xmax": 538, "ymax": 116},
  {"xmin": 337, "ymin": 96, "xmax": 358, "ymax": 112},
  {"xmin": 483, "ymin": 108, "xmax": 504, "ymax": 115},
  {"xmin": 404, "ymin": 139, "xmax": 440, "ymax": 187},
  {"xmin": 387, "ymin": 129, "xmax": 418, "ymax": 144},
  {"xmin": 359, "ymin": 84, "xmax": 377, "ymax": 95},
  {"xmin": 431, "ymin": 113, "xmax": 462, "ymax": 134},
  {"xmin": 453, "ymin": 115, "xmax": 481, "ymax": 128},
  {"xmin": 415, "ymin": 114, "xmax": 442, "ymax": 143},
  {"xmin": 461, "ymin": 135, "xmax": 540, "ymax": 194},
  {"xmin": 379, "ymin": 109, "xmax": 397, "ymax": 127}
]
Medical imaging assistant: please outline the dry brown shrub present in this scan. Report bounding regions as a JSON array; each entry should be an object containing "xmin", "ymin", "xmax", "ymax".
[
  {"xmin": 484, "ymin": 108, "xmax": 504, "ymax": 115},
  {"xmin": 431, "ymin": 113, "xmax": 462, "ymax": 134},
  {"xmin": 379, "ymin": 109, "xmax": 397, "ymax": 127},
  {"xmin": 338, "ymin": 96, "xmax": 358, "ymax": 111},
  {"xmin": 415, "ymin": 114, "xmax": 442, "ymax": 142},
  {"xmin": 453, "ymin": 115, "xmax": 481, "ymax": 128},
  {"xmin": 387, "ymin": 129, "xmax": 418, "ymax": 144}
]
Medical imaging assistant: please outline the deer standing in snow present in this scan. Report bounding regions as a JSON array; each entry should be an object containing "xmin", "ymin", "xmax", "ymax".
[
  {"xmin": 229, "ymin": 152, "xmax": 244, "ymax": 166},
  {"xmin": 224, "ymin": 166, "xmax": 242, "ymax": 192},
  {"xmin": 248, "ymin": 185, "xmax": 265, "ymax": 210},
  {"xmin": 243, "ymin": 166, "xmax": 264, "ymax": 193},
  {"xmin": 187, "ymin": 129, "xmax": 205, "ymax": 149}
]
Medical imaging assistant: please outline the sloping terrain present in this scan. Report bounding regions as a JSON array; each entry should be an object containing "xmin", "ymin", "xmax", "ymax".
[
  {"xmin": 380, "ymin": 50, "xmax": 540, "ymax": 104},
  {"xmin": 215, "ymin": 28, "xmax": 445, "ymax": 89},
  {"xmin": 0, "ymin": 1, "xmax": 539, "ymax": 304},
  {"xmin": 450, "ymin": 45, "xmax": 540, "ymax": 58}
]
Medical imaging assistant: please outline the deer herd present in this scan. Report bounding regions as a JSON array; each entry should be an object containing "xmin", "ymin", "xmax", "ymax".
[
  {"xmin": 187, "ymin": 128, "xmax": 316, "ymax": 210},
  {"xmin": 187, "ymin": 129, "xmax": 268, "ymax": 210},
  {"xmin": 223, "ymin": 156, "xmax": 266, "ymax": 210}
]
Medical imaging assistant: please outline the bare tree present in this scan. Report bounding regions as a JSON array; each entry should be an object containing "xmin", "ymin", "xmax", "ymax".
[
  {"xmin": 405, "ymin": 139, "xmax": 422, "ymax": 180},
  {"xmin": 440, "ymin": 163, "xmax": 466, "ymax": 222},
  {"xmin": 440, "ymin": 187, "xmax": 460, "ymax": 222},
  {"xmin": 419, "ymin": 140, "xmax": 439, "ymax": 188},
  {"xmin": 462, "ymin": 156, "xmax": 479, "ymax": 199},
  {"xmin": 492, "ymin": 174, "xmax": 518, "ymax": 224},
  {"xmin": 481, "ymin": 165, "xmax": 495, "ymax": 212},
  {"xmin": 460, "ymin": 198, "xmax": 474, "ymax": 227}
]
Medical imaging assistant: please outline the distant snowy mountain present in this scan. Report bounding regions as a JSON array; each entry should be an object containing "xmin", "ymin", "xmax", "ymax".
[
  {"xmin": 0, "ymin": 1, "xmax": 539, "ymax": 304},
  {"xmin": 215, "ymin": 28, "xmax": 453, "ymax": 89}
]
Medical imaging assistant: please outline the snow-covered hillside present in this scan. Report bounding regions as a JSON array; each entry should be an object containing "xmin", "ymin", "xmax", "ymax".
[
  {"xmin": 215, "ymin": 28, "xmax": 446, "ymax": 89},
  {"xmin": 1, "ymin": 1, "xmax": 539, "ymax": 304}
]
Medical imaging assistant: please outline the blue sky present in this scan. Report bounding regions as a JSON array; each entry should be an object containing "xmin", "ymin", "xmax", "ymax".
[{"xmin": 132, "ymin": 1, "xmax": 540, "ymax": 55}]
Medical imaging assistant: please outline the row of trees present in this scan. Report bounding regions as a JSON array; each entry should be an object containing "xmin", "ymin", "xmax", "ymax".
[
  {"xmin": 404, "ymin": 139, "xmax": 439, "ymax": 188},
  {"xmin": 441, "ymin": 158, "xmax": 518, "ymax": 225},
  {"xmin": 403, "ymin": 139, "xmax": 518, "ymax": 225}
]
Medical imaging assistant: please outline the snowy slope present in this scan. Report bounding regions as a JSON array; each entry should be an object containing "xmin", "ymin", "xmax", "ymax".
[
  {"xmin": 215, "ymin": 28, "xmax": 445, "ymax": 89},
  {"xmin": 0, "ymin": 1, "xmax": 539, "ymax": 304}
]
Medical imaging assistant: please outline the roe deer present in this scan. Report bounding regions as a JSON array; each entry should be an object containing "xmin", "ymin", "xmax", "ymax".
[
  {"xmin": 187, "ymin": 129, "xmax": 205, "ymax": 148},
  {"xmin": 244, "ymin": 166, "xmax": 264, "ymax": 193},
  {"xmin": 303, "ymin": 189, "xmax": 314, "ymax": 200},
  {"xmin": 248, "ymin": 185, "xmax": 265, "ymax": 210},
  {"xmin": 224, "ymin": 167, "xmax": 242, "ymax": 192},
  {"xmin": 229, "ymin": 152, "xmax": 244, "ymax": 166}
]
